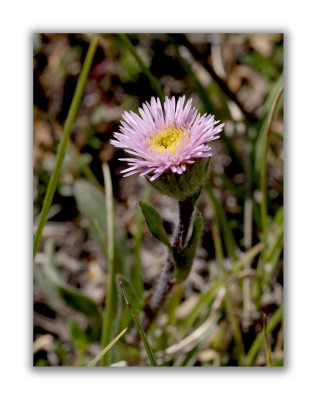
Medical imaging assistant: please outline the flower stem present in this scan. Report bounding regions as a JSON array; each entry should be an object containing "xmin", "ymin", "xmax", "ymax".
[{"xmin": 134, "ymin": 197, "xmax": 194, "ymax": 340}]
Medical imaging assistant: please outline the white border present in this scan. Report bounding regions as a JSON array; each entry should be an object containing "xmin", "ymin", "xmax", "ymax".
[{"xmin": 1, "ymin": 0, "xmax": 316, "ymax": 399}]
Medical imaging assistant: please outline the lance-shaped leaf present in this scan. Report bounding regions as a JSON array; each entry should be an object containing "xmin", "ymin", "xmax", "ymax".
[
  {"xmin": 139, "ymin": 201, "xmax": 173, "ymax": 257},
  {"xmin": 173, "ymin": 209, "xmax": 203, "ymax": 284}
]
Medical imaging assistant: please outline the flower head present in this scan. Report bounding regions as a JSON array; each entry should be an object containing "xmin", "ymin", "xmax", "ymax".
[{"xmin": 110, "ymin": 96, "xmax": 224, "ymax": 183}]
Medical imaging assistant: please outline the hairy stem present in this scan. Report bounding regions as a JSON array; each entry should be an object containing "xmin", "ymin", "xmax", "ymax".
[{"xmin": 134, "ymin": 197, "xmax": 194, "ymax": 341}]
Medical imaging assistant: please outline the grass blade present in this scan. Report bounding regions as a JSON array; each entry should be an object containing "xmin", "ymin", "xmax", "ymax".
[
  {"xmin": 33, "ymin": 36, "xmax": 99, "ymax": 260},
  {"xmin": 100, "ymin": 164, "xmax": 116, "ymax": 366},
  {"xmin": 260, "ymin": 84, "xmax": 284, "ymax": 236},
  {"xmin": 254, "ymin": 74, "xmax": 284, "ymax": 181},
  {"xmin": 87, "ymin": 327, "xmax": 128, "ymax": 367},
  {"xmin": 119, "ymin": 280, "xmax": 158, "ymax": 366}
]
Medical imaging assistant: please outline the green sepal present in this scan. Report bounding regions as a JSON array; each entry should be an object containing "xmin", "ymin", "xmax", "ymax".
[
  {"xmin": 139, "ymin": 201, "xmax": 174, "ymax": 258},
  {"xmin": 172, "ymin": 209, "xmax": 203, "ymax": 284},
  {"xmin": 147, "ymin": 158, "xmax": 211, "ymax": 201}
]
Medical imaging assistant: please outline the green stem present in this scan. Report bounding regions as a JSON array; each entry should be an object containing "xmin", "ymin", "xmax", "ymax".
[{"xmin": 33, "ymin": 36, "xmax": 99, "ymax": 260}]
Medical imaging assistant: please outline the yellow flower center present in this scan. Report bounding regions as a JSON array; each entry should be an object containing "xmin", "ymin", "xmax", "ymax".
[{"xmin": 150, "ymin": 125, "xmax": 185, "ymax": 155}]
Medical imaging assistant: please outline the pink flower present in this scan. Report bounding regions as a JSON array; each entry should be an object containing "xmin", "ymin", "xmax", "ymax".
[{"xmin": 110, "ymin": 96, "xmax": 224, "ymax": 181}]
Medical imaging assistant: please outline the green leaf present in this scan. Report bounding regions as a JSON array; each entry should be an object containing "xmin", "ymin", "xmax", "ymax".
[
  {"xmin": 139, "ymin": 201, "xmax": 173, "ymax": 256},
  {"xmin": 173, "ymin": 209, "xmax": 203, "ymax": 284}
]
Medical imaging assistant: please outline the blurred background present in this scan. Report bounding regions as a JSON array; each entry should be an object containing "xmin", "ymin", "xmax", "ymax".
[{"xmin": 33, "ymin": 33, "xmax": 283, "ymax": 366}]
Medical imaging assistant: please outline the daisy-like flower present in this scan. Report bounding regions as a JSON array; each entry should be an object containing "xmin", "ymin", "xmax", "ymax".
[{"xmin": 111, "ymin": 96, "xmax": 224, "ymax": 199}]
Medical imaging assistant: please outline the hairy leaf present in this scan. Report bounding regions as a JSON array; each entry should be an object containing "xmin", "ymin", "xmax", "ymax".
[{"xmin": 139, "ymin": 201, "xmax": 173, "ymax": 255}]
